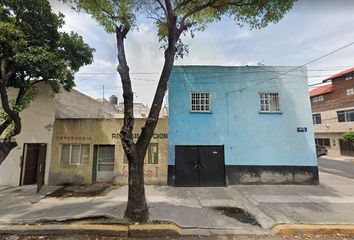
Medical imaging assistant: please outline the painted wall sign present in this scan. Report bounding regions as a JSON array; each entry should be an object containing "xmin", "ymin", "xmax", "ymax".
[
  {"xmin": 112, "ymin": 133, "xmax": 168, "ymax": 139},
  {"xmin": 297, "ymin": 127, "xmax": 307, "ymax": 132},
  {"xmin": 56, "ymin": 136, "xmax": 91, "ymax": 141}
]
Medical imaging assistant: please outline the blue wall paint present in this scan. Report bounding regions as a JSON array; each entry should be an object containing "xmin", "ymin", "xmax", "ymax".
[{"xmin": 168, "ymin": 66, "xmax": 317, "ymax": 167}]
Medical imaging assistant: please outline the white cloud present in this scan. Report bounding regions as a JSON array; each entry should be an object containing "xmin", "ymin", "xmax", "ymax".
[{"xmin": 50, "ymin": 0, "xmax": 354, "ymax": 104}]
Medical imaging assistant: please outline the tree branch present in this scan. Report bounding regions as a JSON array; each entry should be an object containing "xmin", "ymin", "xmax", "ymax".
[
  {"xmin": 116, "ymin": 25, "xmax": 135, "ymax": 159},
  {"xmin": 156, "ymin": 0, "xmax": 167, "ymax": 15},
  {"xmin": 174, "ymin": 0, "xmax": 193, "ymax": 11},
  {"xmin": 0, "ymin": 119, "xmax": 11, "ymax": 136}
]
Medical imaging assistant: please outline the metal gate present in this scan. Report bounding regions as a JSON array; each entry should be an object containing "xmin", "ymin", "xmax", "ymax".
[{"xmin": 175, "ymin": 145, "xmax": 225, "ymax": 187}]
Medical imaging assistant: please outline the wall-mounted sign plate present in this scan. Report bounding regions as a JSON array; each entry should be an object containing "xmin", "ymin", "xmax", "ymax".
[{"xmin": 297, "ymin": 127, "xmax": 307, "ymax": 132}]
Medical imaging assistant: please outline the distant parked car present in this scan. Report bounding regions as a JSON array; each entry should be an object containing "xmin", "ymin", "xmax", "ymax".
[{"xmin": 316, "ymin": 144, "xmax": 328, "ymax": 157}]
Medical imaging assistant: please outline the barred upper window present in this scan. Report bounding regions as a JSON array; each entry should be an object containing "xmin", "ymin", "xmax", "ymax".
[
  {"xmin": 190, "ymin": 92, "xmax": 211, "ymax": 112},
  {"xmin": 259, "ymin": 92, "xmax": 280, "ymax": 112}
]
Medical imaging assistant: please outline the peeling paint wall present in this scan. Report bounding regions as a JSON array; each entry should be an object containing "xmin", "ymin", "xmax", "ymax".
[{"xmin": 49, "ymin": 118, "xmax": 168, "ymax": 185}]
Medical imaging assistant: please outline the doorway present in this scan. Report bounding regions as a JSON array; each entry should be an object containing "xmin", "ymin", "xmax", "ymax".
[
  {"xmin": 21, "ymin": 143, "xmax": 47, "ymax": 192},
  {"xmin": 175, "ymin": 145, "xmax": 225, "ymax": 187},
  {"xmin": 93, "ymin": 145, "xmax": 115, "ymax": 183}
]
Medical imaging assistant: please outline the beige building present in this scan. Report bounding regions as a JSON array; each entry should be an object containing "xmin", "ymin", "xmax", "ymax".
[
  {"xmin": 310, "ymin": 67, "xmax": 354, "ymax": 156},
  {"xmin": 48, "ymin": 118, "xmax": 168, "ymax": 185},
  {"xmin": 0, "ymin": 84, "xmax": 165, "ymax": 186}
]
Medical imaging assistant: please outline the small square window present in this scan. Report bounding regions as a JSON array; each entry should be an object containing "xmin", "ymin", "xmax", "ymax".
[
  {"xmin": 190, "ymin": 92, "xmax": 211, "ymax": 112},
  {"xmin": 259, "ymin": 92, "xmax": 280, "ymax": 112},
  {"xmin": 346, "ymin": 88, "xmax": 354, "ymax": 96}
]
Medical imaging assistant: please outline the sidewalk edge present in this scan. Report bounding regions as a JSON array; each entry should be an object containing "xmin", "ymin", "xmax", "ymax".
[
  {"xmin": 272, "ymin": 224, "xmax": 354, "ymax": 235},
  {"xmin": 0, "ymin": 223, "xmax": 182, "ymax": 237}
]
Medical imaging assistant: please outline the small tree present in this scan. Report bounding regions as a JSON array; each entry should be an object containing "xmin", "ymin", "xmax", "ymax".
[
  {"xmin": 66, "ymin": 0, "xmax": 296, "ymax": 222},
  {"xmin": 0, "ymin": 0, "xmax": 94, "ymax": 163},
  {"xmin": 343, "ymin": 132, "xmax": 354, "ymax": 142}
]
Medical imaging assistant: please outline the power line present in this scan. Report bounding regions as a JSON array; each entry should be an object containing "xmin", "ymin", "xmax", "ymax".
[{"xmin": 226, "ymin": 41, "xmax": 354, "ymax": 94}]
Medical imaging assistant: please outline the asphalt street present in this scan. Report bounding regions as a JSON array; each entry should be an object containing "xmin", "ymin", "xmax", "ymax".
[{"xmin": 318, "ymin": 157, "xmax": 354, "ymax": 179}]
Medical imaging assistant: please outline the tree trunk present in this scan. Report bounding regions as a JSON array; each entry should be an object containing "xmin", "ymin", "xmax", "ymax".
[
  {"xmin": 124, "ymin": 150, "xmax": 148, "ymax": 222},
  {"xmin": 115, "ymin": 1, "xmax": 180, "ymax": 222},
  {"xmin": 0, "ymin": 59, "xmax": 21, "ymax": 165},
  {"xmin": 115, "ymin": 26, "xmax": 149, "ymax": 222}
]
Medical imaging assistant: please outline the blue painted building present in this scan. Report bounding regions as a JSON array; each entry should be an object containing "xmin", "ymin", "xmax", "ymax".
[{"xmin": 168, "ymin": 66, "xmax": 318, "ymax": 186}]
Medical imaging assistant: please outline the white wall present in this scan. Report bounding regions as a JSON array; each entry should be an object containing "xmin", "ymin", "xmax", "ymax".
[{"xmin": 0, "ymin": 84, "xmax": 55, "ymax": 186}]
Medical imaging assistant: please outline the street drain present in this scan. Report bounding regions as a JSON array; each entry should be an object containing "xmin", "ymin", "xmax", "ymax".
[{"xmin": 212, "ymin": 207, "xmax": 260, "ymax": 226}]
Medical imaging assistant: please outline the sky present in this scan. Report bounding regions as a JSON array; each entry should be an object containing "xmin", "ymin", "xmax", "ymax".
[{"xmin": 50, "ymin": 0, "xmax": 354, "ymax": 105}]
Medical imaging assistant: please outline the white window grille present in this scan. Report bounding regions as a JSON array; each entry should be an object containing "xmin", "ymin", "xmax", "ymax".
[
  {"xmin": 190, "ymin": 92, "xmax": 211, "ymax": 112},
  {"xmin": 259, "ymin": 92, "xmax": 280, "ymax": 112},
  {"xmin": 60, "ymin": 144, "xmax": 89, "ymax": 165},
  {"xmin": 312, "ymin": 95, "xmax": 324, "ymax": 103},
  {"xmin": 346, "ymin": 88, "xmax": 354, "ymax": 96}
]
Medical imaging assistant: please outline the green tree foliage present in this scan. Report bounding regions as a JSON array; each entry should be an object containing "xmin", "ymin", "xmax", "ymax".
[
  {"xmin": 0, "ymin": 0, "xmax": 95, "ymax": 163},
  {"xmin": 65, "ymin": 0, "xmax": 296, "ymax": 222},
  {"xmin": 343, "ymin": 132, "xmax": 354, "ymax": 142}
]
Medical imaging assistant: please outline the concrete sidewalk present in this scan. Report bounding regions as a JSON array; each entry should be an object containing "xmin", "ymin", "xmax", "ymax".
[
  {"xmin": 319, "ymin": 155, "xmax": 354, "ymax": 162},
  {"xmin": 0, "ymin": 172, "xmax": 354, "ymax": 235}
]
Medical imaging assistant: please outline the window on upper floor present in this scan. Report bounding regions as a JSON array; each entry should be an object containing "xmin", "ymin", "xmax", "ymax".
[
  {"xmin": 312, "ymin": 114, "xmax": 321, "ymax": 124},
  {"xmin": 259, "ymin": 92, "xmax": 280, "ymax": 113},
  {"xmin": 345, "ymin": 73, "xmax": 354, "ymax": 80},
  {"xmin": 60, "ymin": 144, "xmax": 89, "ymax": 165},
  {"xmin": 190, "ymin": 92, "xmax": 211, "ymax": 112},
  {"xmin": 315, "ymin": 138, "xmax": 330, "ymax": 147},
  {"xmin": 312, "ymin": 95, "xmax": 324, "ymax": 103},
  {"xmin": 337, "ymin": 109, "xmax": 354, "ymax": 122},
  {"xmin": 346, "ymin": 88, "xmax": 354, "ymax": 96}
]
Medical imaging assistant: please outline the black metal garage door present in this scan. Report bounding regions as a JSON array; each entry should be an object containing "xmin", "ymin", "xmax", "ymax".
[{"xmin": 175, "ymin": 145, "xmax": 225, "ymax": 187}]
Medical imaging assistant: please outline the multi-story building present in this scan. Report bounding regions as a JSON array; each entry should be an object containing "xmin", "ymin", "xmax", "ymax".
[
  {"xmin": 310, "ymin": 67, "xmax": 354, "ymax": 156},
  {"xmin": 168, "ymin": 65, "xmax": 318, "ymax": 186}
]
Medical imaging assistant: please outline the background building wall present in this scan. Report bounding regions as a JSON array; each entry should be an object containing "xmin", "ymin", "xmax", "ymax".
[
  {"xmin": 55, "ymin": 89, "xmax": 119, "ymax": 119},
  {"xmin": 313, "ymin": 108, "xmax": 354, "ymax": 156},
  {"xmin": 49, "ymin": 118, "xmax": 168, "ymax": 185},
  {"xmin": 0, "ymin": 84, "xmax": 55, "ymax": 185},
  {"xmin": 168, "ymin": 66, "xmax": 317, "ymax": 184}
]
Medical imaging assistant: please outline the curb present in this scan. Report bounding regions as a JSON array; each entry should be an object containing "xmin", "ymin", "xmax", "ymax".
[
  {"xmin": 273, "ymin": 224, "xmax": 354, "ymax": 235},
  {"xmin": 129, "ymin": 224, "xmax": 181, "ymax": 237},
  {"xmin": 0, "ymin": 223, "xmax": 182, "ymax": 237}
]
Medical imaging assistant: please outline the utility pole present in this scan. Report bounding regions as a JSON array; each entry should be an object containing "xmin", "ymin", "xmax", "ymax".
[{"xmin": 102, "ymin": 84, "xmax": 105, "ymax": 103}]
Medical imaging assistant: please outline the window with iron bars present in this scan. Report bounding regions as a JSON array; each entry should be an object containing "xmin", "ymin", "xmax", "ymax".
[
  {"xmin": 259, "ymin": 92, "xmax": 280, "ymax": 112},
  {"xmin": 190, "ymin": 92, "xmax": 211, "ymax": 112}
]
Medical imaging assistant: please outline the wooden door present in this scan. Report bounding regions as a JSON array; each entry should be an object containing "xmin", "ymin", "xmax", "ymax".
[{"xmin": 23, "ymin": 144, "xmax": 40, "ymax": 185}]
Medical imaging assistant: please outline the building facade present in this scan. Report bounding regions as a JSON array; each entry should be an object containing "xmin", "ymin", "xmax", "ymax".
[
  {"xmin": 168, "ymin": 66, "xmax": 318, "ymax": 186},
  {"xmin": 0, "ymin": 84, "xmax": 55, "ymax": 186},
  {"xmin": 0, "ymin": 84, "xmax": 164, "ymax": 186},
  {"xmin": 48, "ymin": 118, "xmax": 168, "ymax": 185},
  {"xmin": 310, "ymin": 67, "xmax": 354, "ymax": 156}
]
